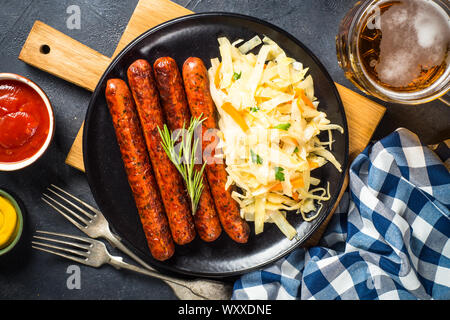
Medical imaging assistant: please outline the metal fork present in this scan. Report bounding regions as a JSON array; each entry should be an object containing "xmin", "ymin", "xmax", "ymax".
[
  {"xmin": 42, "ymin": 184, "xmax": 150, "ymax": 268},
  {"xmin": 41, "ymin": 184, "xmax": 232, "ymax": 300},
  {"xmin": 32, "ymin": 231, "xmax": 232, "ymax": 300}
]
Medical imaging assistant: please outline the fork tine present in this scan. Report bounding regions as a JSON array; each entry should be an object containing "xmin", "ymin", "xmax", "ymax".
[
  {"xmin": 42, "ymin": 194, "xmax": 90, "ymax": 228},
  {"xmin": 50, "ymin": 184, "xmax": 101, "ymax": 215},
  {"xmin": 35, "ymin": 230, "xmax": 93, "ymax": 243},
  {"xmin": 47, "ymin": 187, "xmax": 95, "ymax": 220},
  {"xmin": 32, "ymin": 240, "xmax": 89, "ymax": 258},
  {"xmin": 32, "ymin": 245, "xmax": 87, "ymax": 265},
  {"xmin": 33, "ymin": 235, "xmax": 91, "ymax": 251}
]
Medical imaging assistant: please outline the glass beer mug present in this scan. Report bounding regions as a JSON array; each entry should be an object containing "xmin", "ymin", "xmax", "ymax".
[{"xmin": 336, "ymin": 0, "xmax": 450, "ymax": 105}]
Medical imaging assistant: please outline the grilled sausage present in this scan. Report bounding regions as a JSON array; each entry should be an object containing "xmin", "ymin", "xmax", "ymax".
[
  {"xmin": 105, "ymin": 79, "xmax": 174, "ymax": 261},
  {"xmin": 152, "ymin": 57, "xmax": 192, "ymax": 132},
  {"xmin": 182, "ymin": 57, "xmax": 250, "ymax": 244},
  {"xmin": 127, "ymin": 59, "xmax": 196, "ymax": 245},
  {"xmin": 153, "ymin": 57, "xmax": 222, "ymax": 242}
]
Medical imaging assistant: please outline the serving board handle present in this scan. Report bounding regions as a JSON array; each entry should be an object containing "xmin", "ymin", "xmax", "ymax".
[
  {"xmin": 19, "ymin": 21, "xmax": 111, "ymax": 92},
  {"xmin": 18, "ymin": 0, "xmax": 193, "ymax": 92}
]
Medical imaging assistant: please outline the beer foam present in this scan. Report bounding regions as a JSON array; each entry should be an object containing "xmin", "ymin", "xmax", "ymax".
[
  {"xmin": 375, "ymin": 0, "xmax": 449, "ymax": 88},
  {"xmin": 377, "ymin": 50, "xmax": 418, "ymax": 84},
  {"xmin": 414, "ymin": 7, "xmax": 447, "ymax": 48},
  {"xmin": 386, "ymin": 7, "xmax": 408, "ymax": 27}
]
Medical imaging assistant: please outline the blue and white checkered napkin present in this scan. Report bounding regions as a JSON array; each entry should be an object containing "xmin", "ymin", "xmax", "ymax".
[{"xmin": 232, "ymin": 128, "xmax": 450, "ymax": 300}]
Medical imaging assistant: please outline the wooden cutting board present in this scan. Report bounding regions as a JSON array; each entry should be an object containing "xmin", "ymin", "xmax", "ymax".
[{"xmin": 18, "ymin": 0, "xmax": 385, "ymax": 246}]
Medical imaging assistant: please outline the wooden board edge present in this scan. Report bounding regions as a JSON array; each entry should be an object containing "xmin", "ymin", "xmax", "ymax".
[
  {"xmin": 18, "ymin": 20, "xmax": 112, "ymax": 92},
  {"xmin": 335, "ymin": 83, "xmax": 386, "ymax": 158},
  {"xmin": 65, "ymin": 122, "xmax": 85, "ymax": 172}
]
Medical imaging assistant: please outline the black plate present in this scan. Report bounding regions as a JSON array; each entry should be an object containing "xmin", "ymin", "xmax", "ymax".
[{"xmin": 83, "ymin": 13, "xmax": 349, "ymax": 278}]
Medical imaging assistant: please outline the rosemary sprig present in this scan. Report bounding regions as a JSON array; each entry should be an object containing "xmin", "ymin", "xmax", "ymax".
[{"xmin": 158, "ymin": 116, "xmax": 207, "ymax": 214}]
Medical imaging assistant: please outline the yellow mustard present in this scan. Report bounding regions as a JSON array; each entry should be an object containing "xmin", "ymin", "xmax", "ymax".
[{"xmin": 0, "ymin": 196, "xmax": 18, "ymax": 249}]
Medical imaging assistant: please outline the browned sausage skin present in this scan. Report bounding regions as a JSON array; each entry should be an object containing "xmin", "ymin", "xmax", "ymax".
[
  {"xmin": 182, "ymin": 57, "xmax": 250, "ymax": 244},
  {"xmin": 127, "ymin": 59, "xmax": 196, "ymax": 245},
  {"xmin": 153, "ymin": 57, "xmax": 222, "ymax": 242},
  {"xmin": 152, "ymin": 57, "xmax": 191, "ymax": 131},
  {"xmin": 105, "ymin": 79, "xmax": 174, "ymax": 261}
]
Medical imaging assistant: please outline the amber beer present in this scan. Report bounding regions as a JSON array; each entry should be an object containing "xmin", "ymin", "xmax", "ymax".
[{"xmin": 336, "ymin": 0, "xmax": 450, "ymax": 104}]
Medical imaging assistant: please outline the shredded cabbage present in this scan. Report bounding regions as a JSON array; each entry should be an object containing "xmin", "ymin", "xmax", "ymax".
[{"xmin": 208, "ymin": 36, "xmax": 344, "ymax": 240}]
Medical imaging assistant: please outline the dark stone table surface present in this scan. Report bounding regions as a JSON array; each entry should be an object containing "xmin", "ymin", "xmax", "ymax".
[{"xmin": 0, "ymin": 0, "xmax": 448, "ymax": 300}]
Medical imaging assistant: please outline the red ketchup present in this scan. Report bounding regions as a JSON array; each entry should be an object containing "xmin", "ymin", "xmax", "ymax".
[{"xmin": 0, "ymin": 79, "xmax": 50, "ymax": 163}]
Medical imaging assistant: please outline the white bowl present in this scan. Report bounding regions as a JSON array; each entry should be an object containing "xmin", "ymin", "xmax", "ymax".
[{"xmin": 0, "ymin": 73, "xmax": 55, "ymax": 171}]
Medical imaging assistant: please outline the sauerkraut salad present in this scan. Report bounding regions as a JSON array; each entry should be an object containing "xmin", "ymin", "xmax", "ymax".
[{"xmin": 208, "ymin": 36, "xmax": 344, "ymax": 240}]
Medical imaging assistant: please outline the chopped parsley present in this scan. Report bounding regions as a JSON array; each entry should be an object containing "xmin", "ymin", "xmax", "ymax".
[
  {"xmin": 273, "ymin": 123, "xmax": 291, "ymax": 131},
  {"xmin": 274, "ymin": 167, "xmax": 285, "ymax": 182},
  {"xmin": 233, "ymin": 71, "xmax": 242, "ymax": 80},
  {"xmin": 249, "ymin": 106, "xmax": 260, "ymax": 112},
  {"xmin": 250, "ymin": 149, "xmax": 263, "ymax": 165},
  {"xmin": 293, "ymin": 146, "xmax": 299, "ymax": 153}
]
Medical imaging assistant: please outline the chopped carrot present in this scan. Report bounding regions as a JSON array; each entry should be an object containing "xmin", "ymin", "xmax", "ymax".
[
  {"xmin": 308, "ymin": 160, "xmax": 319, "ymax": 169},
  {"xmin": 214, "ymin": 63, "xmax": 222, "ymax": 88},
  {"xmin": 270, "ymin": 176, "xmax": 304, "ymax": 192},
  {"xmin": 291, "ymin": 176, "xmax": 305, "ymax": 189},
  {"xmin": 292, "ymin": 192, "xmax": 299, "ymax": 201},
  {"xmin": 221, "ymin": 102, "xmax": 249, "ymax": 132},
  {"xmin": 295, "ymin": 88, "xmax": 316, "ymax": 110},
  {"xmin": 255, "ymin": 96, "xmax": 271, "ymax": 105}
]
